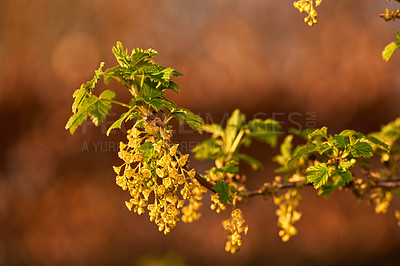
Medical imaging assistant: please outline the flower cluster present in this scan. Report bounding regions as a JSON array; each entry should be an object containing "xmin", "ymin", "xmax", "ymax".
[
  {"xmin": 293, "ymin": 0, "xmax": 323, "ymax": 26},
  {"xmin": 222, "ymin": 209, "xmax": 248, "ymax": 254},
  {"xmin": 181, "ymin": 196, "xmax": 203, "ymax": 223},
  {"xmin": 369, "ymin": 188, "xmax": 392, "ymax": 214},
  {"xmin": 210, "ymin": 194, "xmax": 227, "ymax": 213},
  {"xmin": 114, "ymin": 126, "xmax": 206, "ymax": 234},
  {"xmin": 380, "ymin": 8, "xmax": 400, "ymax": 22},
  {"xmin": 274, "ymin": 188, "xmax": 302, "ymax": 242},
  {"xmin": 205, "ymin": 166, "xmax": 239, "ymax": 213}
]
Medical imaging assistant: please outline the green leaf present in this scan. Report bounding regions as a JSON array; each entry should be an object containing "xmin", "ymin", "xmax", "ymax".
[
  {"xmin": 224, "ymin": 161, "xmax": 239, "ymax": 173},
  {"xmin": 168, "ymin": 81, "xmax": 180, "ymax": 93},
  {"xmin": 89, "ymin": 90, "xmax": 115, "ymax": 126},
  {"xmin": 350, "ymin": 142, "xmax": 373, "ymax": 158},
  {"xmin": 213, "ymin": 180, "xmax": 231, "ymax": 204},
  {"xmin": 142, "ymin": 79, "xmax": 165, "ymax": 98},
  {"xmin": 365, "ymin": 135, "xmax": 389, "ymax": 152},
  {"xmin": 273, "ymin": 135, "xmax": 293, "ymax": 167},
  {"xmin": 192, "ymin": 139, "xmax": 221, "ymax": 160},
  {"xmin": 202, "ymin": 124, "xmax": 225, "ymax": 137},
  {"xmin": 110, "ymin": 43, "xmax": 181, "ymax": 98},
  {"xmin": 65, "ymin": 109, "xmax": 90, "ymax": 135},
  {"xmin": 316, "ymin": 142, "xmax": 333, "ymax": 155},
  {"xmin": 317, "ymin": 175, "xmax": 346, "ymax": 197},
  {"xmin": 71, "ymin": 86, "xmax": 87, "ymax": 114},
  {"xmin": 138, "ymin": 141, "xmax": 155, "ymax": 162},
  {"xmin": 306, "ymin": 163, "xmax": 331, "ymax": 189},
  {"xmin": 213, "ymin": 161, "xmax": 239, "ymax": 174},
  {"xmin": 146, "ymin": 65, "xmax": 182, "ymax": 86},
  {"xmin": 106, "ymin": 109, "xmax": 134, "ymax": 136},
  {"xmin": 290, "ymin": 128, "xmax": 314, "ymax": 139},
  {"xmin": 66, "ymin": 93, "xmax": 114, "ymax": 134},
  {"xmin": 338, "ymin": 170, "xmax": 352, "ymax": 183},
  {"xmin": 130, "ymin": 48, "xmax": 158, "ymax": 67},
  {"xmin": 334, "ymin": 135, "xmax": 349, "ymax": 150},
  {"xmin": 237, "ymin": 153, "xmax": 263, "ymax": 170},
  {"xmin": 371, "ymin": 118, "xmax": 400, "ymax": 145},
  {"xmin": 246, "ymin": 118, "xmax": 281, "ymax": 146},
  {"xmin": 99, "ymin": 89, "xmax": 116, "ymax": 100},
  {"xmin": 103, "ymin": 66, "xmax": 132, "ymax": 88},
  {"xmin": 382, "ymin": 42, "xmax": 399, "ymax": 62},
  {"xmin": 148, "ymin": 97, "xmax": 177, "ymax": 111},
  {"xmin": 338, "ymin": 129, "xmax": 358, "ymax": 137},
  {"xmin": 225, "ymin": 109, "xmax": 246, "ymax": 150},
  {"xmin": 287, "ymin": 143, "xmax": 317, "ymax": 166},
  {"xmin": 172, "ymin": 108, "xmax": 204, "ymax": 133},
  {"xmin": 308, "ymin": 127, "xmax": 328, "ymax": 140},
  {"xmin": 71, "ymin": 62, "xmax": 104, "ymax": 113},
  {"xmin": 280, "ymin": 135, "xmax": 293, "ymax": 159},
  {"xmin": 339, "ymin": 160, "xmax": 355, "ymax": 170},
  {"xmin": 318, "ymin": 182, "xmax": 337, "ymax": 197},
  {"xmin": 112, "ymin": 42, "xmax": 157, "ymax": 67},
  {"xmin": 112, "ymin": 42, "xmax": 131, "ymax": 67}
]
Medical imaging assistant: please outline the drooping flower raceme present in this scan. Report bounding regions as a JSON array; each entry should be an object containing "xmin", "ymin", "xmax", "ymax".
[{"xmin": 114, "ymin": 126, "xmax": 206, "ymax": 234}]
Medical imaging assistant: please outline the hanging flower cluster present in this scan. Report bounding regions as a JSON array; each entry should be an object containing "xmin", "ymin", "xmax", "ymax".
[
  {"xmin": 274, "ymin": 188, "xmax": 302, "ymax": 242},
  {"xmin": 222, "ymin": 209, "xmax": 249, "ymax": 254},
  {"xmin": 293, "ymin": 0, "xmax": 323, "ymax": 26},
  {"xmin": 369, "ymin": 188, "xmax": 392, "ymax": 214},
  {"xmin": 210, "ymin": 194, "xmax": 227, "ymax": 213},
  {"xmin": 114, "ymin": 125, "xmax": 206, "ymax": 234}
]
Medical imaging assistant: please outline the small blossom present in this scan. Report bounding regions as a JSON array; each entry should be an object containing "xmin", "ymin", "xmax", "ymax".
[
  {"xmin": 170, "ymin": 144, "xmax": 179, "ymax": 157},
  {"xmin": 178, "ymin": 154, "xmax": 189, "ymax": 167}
]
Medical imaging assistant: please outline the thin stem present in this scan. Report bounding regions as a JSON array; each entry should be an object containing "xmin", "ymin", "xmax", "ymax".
[
  {"xmin": 194, "ymin": 172, "xmax": 216, "ymax": 193},
  {"xmin": 226, "ymin": 129, "xmax": 244, "ymax": 162},
  {"xmin": 107, "ymin": 99, "xmax": 132, "ymax": 109},
  {"xmin": 184, "ymin": 165, "xmax": 216, "ymax": 193},
  {"xmin": 107, "ymin": 98, "xmax": 149, "ymax": 115},
  {"xmin": 130, "ymin": 84, "xmax": 140, "ymax": 98},
  {"xmin": 229, "ymin": 130, "xmax": 244, "ymax": 154}
]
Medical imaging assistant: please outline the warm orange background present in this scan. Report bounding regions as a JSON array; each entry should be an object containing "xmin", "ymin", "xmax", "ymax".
[{"xmin": 1, "ymin": 1, "xmax": 400, "ymax": 265}]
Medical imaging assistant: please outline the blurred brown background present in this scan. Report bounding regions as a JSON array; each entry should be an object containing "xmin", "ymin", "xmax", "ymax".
[{"xmin": 1, "ymin": 0, "xmax": 400, "ymax": 265}]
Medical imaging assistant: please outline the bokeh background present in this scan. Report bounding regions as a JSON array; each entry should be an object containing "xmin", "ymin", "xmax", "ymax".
[{"xmin": 1, "ymin": 0, "xmax": 400, "ymax": 265}]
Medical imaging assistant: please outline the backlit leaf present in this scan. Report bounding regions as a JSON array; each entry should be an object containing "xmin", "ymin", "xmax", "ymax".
[
  {"xmin": 246, "ymin": 118, "xmax": 281, "ymax": 146},
  {"xmin": 306, "ymin": 163, "xmax": 331, "ymax": 189},
  {"xmin": 288, "ymin": 143, "xmax": 317, "ymax": 166},
  {"xmin": 172, "ymin": 108, "xmax": 204, "ymax": 133},
  {"xmin": 149, "ymin": 97, "xmax": 177, "ymax": 111},
  {"xmin": 192, "ymin": 139, "xmax": 221, "ymax": 160},
  {"xmin": 350, "ymin": 142, "xmax": 373, "ymax": 158}
]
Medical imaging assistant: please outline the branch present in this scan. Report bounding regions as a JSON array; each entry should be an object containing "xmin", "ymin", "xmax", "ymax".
[
  {"xmin": 184, "ymin": 164, "xmax": 216, "ymax": 193},
  {"xmin": 241, "ymin": 180, "xmax": 306, "ymax": 198},
  {"xmin": 194, "ymin": 171, "xmax": 216, "ymax": 193},
  {"xmin": 186, "ymin": 160, "xmax": 400, "ymax": 199},
  {"xmin": 188, "ymin": 166, "xmax": 400, "ymax": 199},
  {"xmin": 375, "ymin": 179, "xmax": 400, "ymax": 189},
  {"xmin": 241, "ymin": 179, "xmax": 400, "ymax": 199}
]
